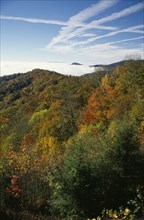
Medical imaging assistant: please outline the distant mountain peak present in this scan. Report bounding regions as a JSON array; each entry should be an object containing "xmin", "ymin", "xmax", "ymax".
[{"xmin": 71, "ymin": 62, "xmax": 82, "ymax": 65}]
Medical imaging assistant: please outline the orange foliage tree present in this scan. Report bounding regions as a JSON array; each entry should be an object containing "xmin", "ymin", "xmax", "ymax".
[{"xmin": 82, "ymin": 83, "xmax": 118, "ymax": 126}]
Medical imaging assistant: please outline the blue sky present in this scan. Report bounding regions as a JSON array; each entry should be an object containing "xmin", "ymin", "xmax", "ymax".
[{"xmin": 0, "ymin": 0, "xmax": 144, "ymax": 75}]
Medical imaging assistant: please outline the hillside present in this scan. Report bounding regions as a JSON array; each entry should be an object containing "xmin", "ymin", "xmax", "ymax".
[
  {"xmin": 0, "ymin": 60, "xmax": 144, "ymax": 220},
  {"xmin": 0, "ymin": 68, "xmax": 103, "ymax": 147}
]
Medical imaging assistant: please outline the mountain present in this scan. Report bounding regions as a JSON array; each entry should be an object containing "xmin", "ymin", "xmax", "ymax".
[
  {"xmin": 0, "ymin": 60, "xmax": 144, "ymax": 220},
  {"xmin": 90, "ymin": 60, "xmax": 125, "ymax": 69},
  {"xmin": 71, "ymin": 62, "xmax": 82, "ymax": 65},
  {"xmin": 0, "ymin": 68, "xmax": 102, "ymax": 146},
  {"xmin": 90, "ymin": 59, "xmax": 144, "ymax": 71}
]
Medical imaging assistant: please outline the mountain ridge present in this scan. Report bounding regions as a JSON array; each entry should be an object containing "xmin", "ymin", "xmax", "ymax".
[{"xmin": 89, "ymin": 59, "xmax": 144, "ymax": 70}]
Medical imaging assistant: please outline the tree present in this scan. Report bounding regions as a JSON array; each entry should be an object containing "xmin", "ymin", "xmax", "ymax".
[{"xmin": 82, "ymin": 84, "xmax": 118, "ymax": 126}]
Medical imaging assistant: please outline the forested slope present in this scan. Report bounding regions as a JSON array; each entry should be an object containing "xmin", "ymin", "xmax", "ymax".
[{"xmin": 0, "ymin": 60, "xmax": 144, "ymax": 219}]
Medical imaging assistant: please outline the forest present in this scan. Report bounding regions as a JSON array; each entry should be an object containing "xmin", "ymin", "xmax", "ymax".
[{"xmin": 0, "ymin": 60, "xmax": 144, "ymax": 220}]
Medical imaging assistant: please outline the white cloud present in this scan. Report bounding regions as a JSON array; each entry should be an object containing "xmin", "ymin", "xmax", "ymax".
[
  {"xmin": 70, "ymin": 25, "xmax": 144, "ymax": 47},
  {"xmin": 0, "ymin": 15, "xmax": 68, "ymax": 26},
  {"xmin": 89, "ymin": 2, "xmax": 144, "ymax": 26},
  {"xmin": 78, "ymin": 33, "xmax": 96, "ymax": 38},
  {"xmin": 0, "ymin": 61, "xmax": 95, "ymax": 76},
  {"xmin": 104, "ymin": 36, "xmax": 144, "ymax": 45},
  {"xmin": 67, "ymin": 0, "xmax": 119, "ymax": 24},
  {"xmin": 47, "ymin": 0, "xmax": 119, "ymax": 47},
  {"xmin": 0, "ymin": 16, "xmax": 117, "ymax": 31},
  {"xmin": 76, "ymin": 41, "xmax": 144, "ymax": 64},
  {"xmin": 47, "ymin": 2, "xmax": 144, "ymax": 48}
]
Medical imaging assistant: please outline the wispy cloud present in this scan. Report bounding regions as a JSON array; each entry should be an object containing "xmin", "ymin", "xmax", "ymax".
[
  {"xmin": 47, "ymin": 2, "xmax": 144, "ymax": 48},
  {"xmin": 2, "ymin": 1, "xmax": 143, "ymax": 51},
  {"xmin": 47, "ymin": 0, "xmax": 119, "ymax": 47},
  {"xmin": 67, "ymin": 0, "xmax": 119, "ymax": 25},
  {"xmin": 78, "ymin": 33, "xmax": 96, "ymax": 38},
  {"xmin": 70, "ymin": 25, "xmax": 144, "ymax": 47},
  {"xmin": 0, "ymin": 15, "xmax": 117, "ymax": 31},
  {"xmin": 0, "ymin": 15, "xmax": 68, "ymax": 26},
  {"xmin": 89, "ymin": 2, "xmax": 144, "ymax": 26},
  {"xmin": 44, "ymin": 35, "xmax": 143, "ymax": 65},
  {"xmin": 77, "ymin": 42, "xmax": 143, "ymax": 64},
  {"xmin": 45, "ymin": 1, "xmax": 143, "ymax": 65},
  {"xmin": 104, "ymin": 36, "xmax": 144, "ymax": 45}
]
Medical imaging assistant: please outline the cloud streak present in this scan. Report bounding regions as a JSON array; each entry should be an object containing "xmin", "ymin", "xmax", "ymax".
[
  {"xmin": 89, "ymin": 2, "xmax": 144, "ymax": 26},
  {"xmin": 47, "ymin": 1, "xmax": 144, "ymax": 47},
  {"xmin": 70, "ymin": 25, "xmax": 144, "ymax": 47},
  {"xmin": 67, "ymin": 0, "xmax": 119, "ymax": 25},
  {"xmin": 0, "ymin": 16, "xmax": 118, "ymax": 30},
  {"xmin": 0, "ymin": 15, "xmax": 68, "ymax": 26},
  {"xmin": 0, "ymin": 15, "xmax": 115, "ymax": 30},
  {"xmin": 104, "ymin": 36, "xmax": 144, "ymax": 45},
  {"xmin": 48, "ymin": 0, "xmax": 119, "ymax": 47}
]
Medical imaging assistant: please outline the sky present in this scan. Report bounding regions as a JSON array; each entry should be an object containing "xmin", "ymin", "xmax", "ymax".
[{"xmin": 0, "ymin": 0, "xmax": 144, "ymax": 76}]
